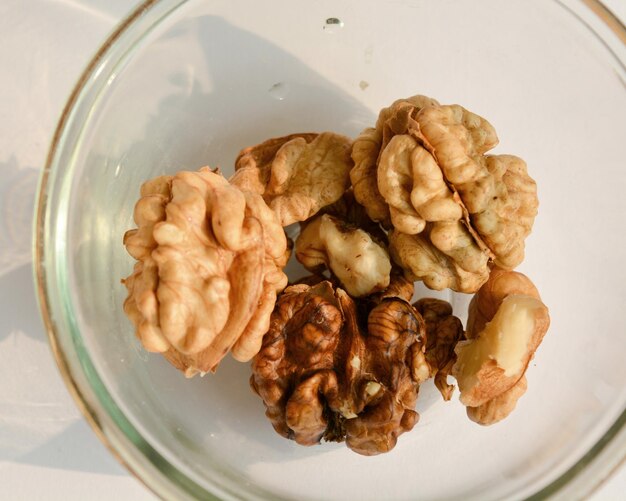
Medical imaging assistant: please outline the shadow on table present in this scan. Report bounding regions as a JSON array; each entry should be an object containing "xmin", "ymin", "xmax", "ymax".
[
  {"xmin": 0, "ymin": 264, "xmax": 42, "ymax": 342},
  {"xmin": 14, "ymin": 420, "xmax": 127, "ymax": 476},
  {"xmin": 0, "ymin": 261, "xmax": 127, "ymax": 475}
]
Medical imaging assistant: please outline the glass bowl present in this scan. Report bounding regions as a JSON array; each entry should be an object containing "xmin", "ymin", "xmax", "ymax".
[{"xmin": 35, "ymin": 0, "xmax": 626, "ymax": 499}]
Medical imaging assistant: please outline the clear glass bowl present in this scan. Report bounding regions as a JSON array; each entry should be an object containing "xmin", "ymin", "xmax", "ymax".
[{"xmin": 35, "ymin": 0, "xmax": 626, "ymax": 499}]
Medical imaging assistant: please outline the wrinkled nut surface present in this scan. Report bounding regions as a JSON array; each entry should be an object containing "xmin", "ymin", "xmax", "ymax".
[
  {"xmin": 352, "ymin": 94, "xmax": 539, "ymax": 292},
  {"xmin": 231, "ymin": 132, "xmax": 353, "ymax": 226},
  {"xmin": 122, "ymin": 168, "xmax": 288, "ymax": 376},
  {"xmin": 389, "ymin": 225, "xmax": 490, "ymax": 293},
  {"xmin": 452, "ymin": 269, "xmax": 550, "ymax": 423},
  {"xmin": 295, "ymin": 213, "xmax": 391, "ymax": 297},
  {"xmin": 466, "ymin": 376, "xmax": 528, "ymax": 426},
  {"xmin": 414, "ymin": 298, "xmax": 464, "ymax": 400},
  {"xmin": 250, "ymin": 281, "xmax": 428, "ymax": 455}
]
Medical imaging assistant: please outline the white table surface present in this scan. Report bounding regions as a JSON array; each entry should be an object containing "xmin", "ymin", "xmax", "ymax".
[{"xmin": 1, "ymin": 1, "xmax": 624, "ymax": 499}]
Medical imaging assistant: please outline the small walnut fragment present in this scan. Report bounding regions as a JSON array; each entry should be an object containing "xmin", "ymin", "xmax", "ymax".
[
  {"xmin": 295, "ymin": 213, "xmax": 391, "ymax": 298},
  {"xmin": 452, "ymin": 269, "xmax": 550, "ymax": 424},
  {"xmin": 231, "ymin": 132, "xmax": 352, "ymax": 226},
  {"xmin": 414, "ymin": 298, "xmax": 464, "ymax": 401},
  {"xmin": 250, "ymin": 281, "xmax": 428, "ymax": 455},
  {"xmin": 351, "ymin": 94, "xmax": 539, "ymax": 292},
  {"xmin": 122, "ymin": 168, "xmax": 288, "ymax": 376},
  {"xmin": 294, "ymin": 190, "xmax": 393, "ymax": 297}
]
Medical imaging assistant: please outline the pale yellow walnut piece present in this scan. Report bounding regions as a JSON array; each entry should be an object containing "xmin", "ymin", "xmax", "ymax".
[
  {"xmin": 467, "ymin": 376, "xmax": 527, "ymax": 425},
  {"xmin": 452, "ymin": 269, "xmax": 549, "ymax": 420},
  {"xmin": 466, "ymin": 267, "xmax": 540, "ymax": 338},
  {"xmin": 122, "ymin": 167, "xmax": 288, "ymax": 376},
  {"xmin": 388, "ymin": 225, "xmax": 489, "ymax": 293},
  {"xmin": 295, "ymin": 213, "xmax": 391, "ymax": 297},
  {"xmin": 415, "ymin": 104, "xmax": 538, "ymax": 269},
  {"xmin": 231, "ymin": 132, "xmax": 352, "ymax": 226}
]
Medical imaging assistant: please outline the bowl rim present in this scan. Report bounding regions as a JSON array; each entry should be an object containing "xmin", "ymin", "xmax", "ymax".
[{"xmin": 34, "ymin": 0, "xmax": 626, "ymax": 499}]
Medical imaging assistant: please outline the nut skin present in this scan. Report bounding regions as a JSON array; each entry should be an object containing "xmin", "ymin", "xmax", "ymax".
[
  {"xmin": 344, "ymin": 297, "xmax": 425, "ymax": 455},
  {"xmin": 465, "ymin": 267, "xmax": 540, "ymax": 339},
  {"xmin": 231, "ymin": 132, "xmax": 353, "ymax": 226},
  {"xmin": 452, "ymin": 268, "xmax": 550, "ymax": 424},
  {"xmin": 351, "ymin": 94, "xmax": 539, "ymax": 293},
  {"xmin": 250, "ymin": 282, "xmax": 343, "ymax": 444},
  {"xmin": 467, "ymin": 376, "xmax": 528, "ymax": 426},
  {"xmin": 250, "ymin": 281, "xmax": 429, "ymax": 455},
  {"xmin": 414, "ymin": 298, "xmax": 464, "ymax": 401},
  {"xmin": 122, "ymin": 168, "xmax": 288, "ymax": 376}
]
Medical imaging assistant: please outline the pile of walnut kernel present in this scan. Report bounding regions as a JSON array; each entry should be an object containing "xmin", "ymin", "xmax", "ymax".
[{"xmin": 122, "ymin": 94, "xmax": 550, "ymax": 456}]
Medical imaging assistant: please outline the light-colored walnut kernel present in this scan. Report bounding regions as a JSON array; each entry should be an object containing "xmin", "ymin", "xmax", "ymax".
[
  {"xmin": 350, "ymin": 94, "xmax": 539, "ymax": 292},
  {"xmin": 231, "ymin": 132, "xmax": 352, "ymax": 226},
  {"xmin": 389, "ymin": 226, "xmax": 489, "ymax": 293},
  {"xmin": 122, "ymin": 168, "xmax": 288, "ymax": 376},
  {"xmin": 295, "ymin": 213, "xmax": 391, "ymax": 297}
]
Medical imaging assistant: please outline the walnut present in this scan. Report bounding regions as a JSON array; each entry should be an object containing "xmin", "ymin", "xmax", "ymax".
[
  {"xmin": 294, "ymin": 269, "xmax": 414, "ymax": 303},
  {"xmin": 351, "ymin": 94, "xmax": 538, "ymax": 292},
  {"xmin": 122, "ymin": 168, "xmax": 288, "ymax": 377},
  {"xmin": 318, "ymin": 189, "xmax": 387, "ymax": 239},
  {"xmin": 295, "ymin": 213, "xmax": 391, "ymax": 298},
  {"xmin": 466, "ymin": 376, "xmax": 527, "ymax": 425},
  {"xmin": 369, "ymin": 270, "xmax": 415, "ymax": 303},
  {"xmin": 452, "ymin": 269, "xmax": 550, "ymax": 424},
  {"xmin": 350, "ymin": 95, "xmax": 441, "ymax": 227},
  {"xmin": 230, "ymin": 132, "xmax": 352, "ymax": 226},
  {"xmin": 389, "ymin": 227, "xmax": 489, "ymax": 293},
  {"xmin": 350, "ymin": 127, "xmax": 389, "ymax": 225},
  {"xmin": 250, "ymin": 281, "xmax": 428, "ymax": 455},
  {"xmin": 294, "ymin": 189, "xmax": 393, "ymax": 298},
  {"xmin": 414, "ymin": 298, "xmax": 464, "ymax": 401}
]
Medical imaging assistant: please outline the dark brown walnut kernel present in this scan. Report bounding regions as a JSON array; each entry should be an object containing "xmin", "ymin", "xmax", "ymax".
[
  {"xmin": 250, "ymin": 281, "xmax": 430, "ymax": 455},
  {"xmin": 414, "ymin": 298, "xmax": 464, "ymax": 401}
]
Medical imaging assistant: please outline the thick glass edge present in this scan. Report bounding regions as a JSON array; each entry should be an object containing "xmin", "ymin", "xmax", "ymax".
[{"xmin": 33, "ymin": 0, "xmax": 626, "ymax": 500}]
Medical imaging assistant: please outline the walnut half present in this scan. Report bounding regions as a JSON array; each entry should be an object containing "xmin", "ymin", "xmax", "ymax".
[
  {"xmin": 452, "ymin": 269, "xmax": 550, "ymax": 424},
  {"xmin": 250, "ymin": 281, "xmax": 429, "ymax": 455},
  {"xmin": 122, "ymin": 168, "xmax": 288, "ymax": 376}
]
